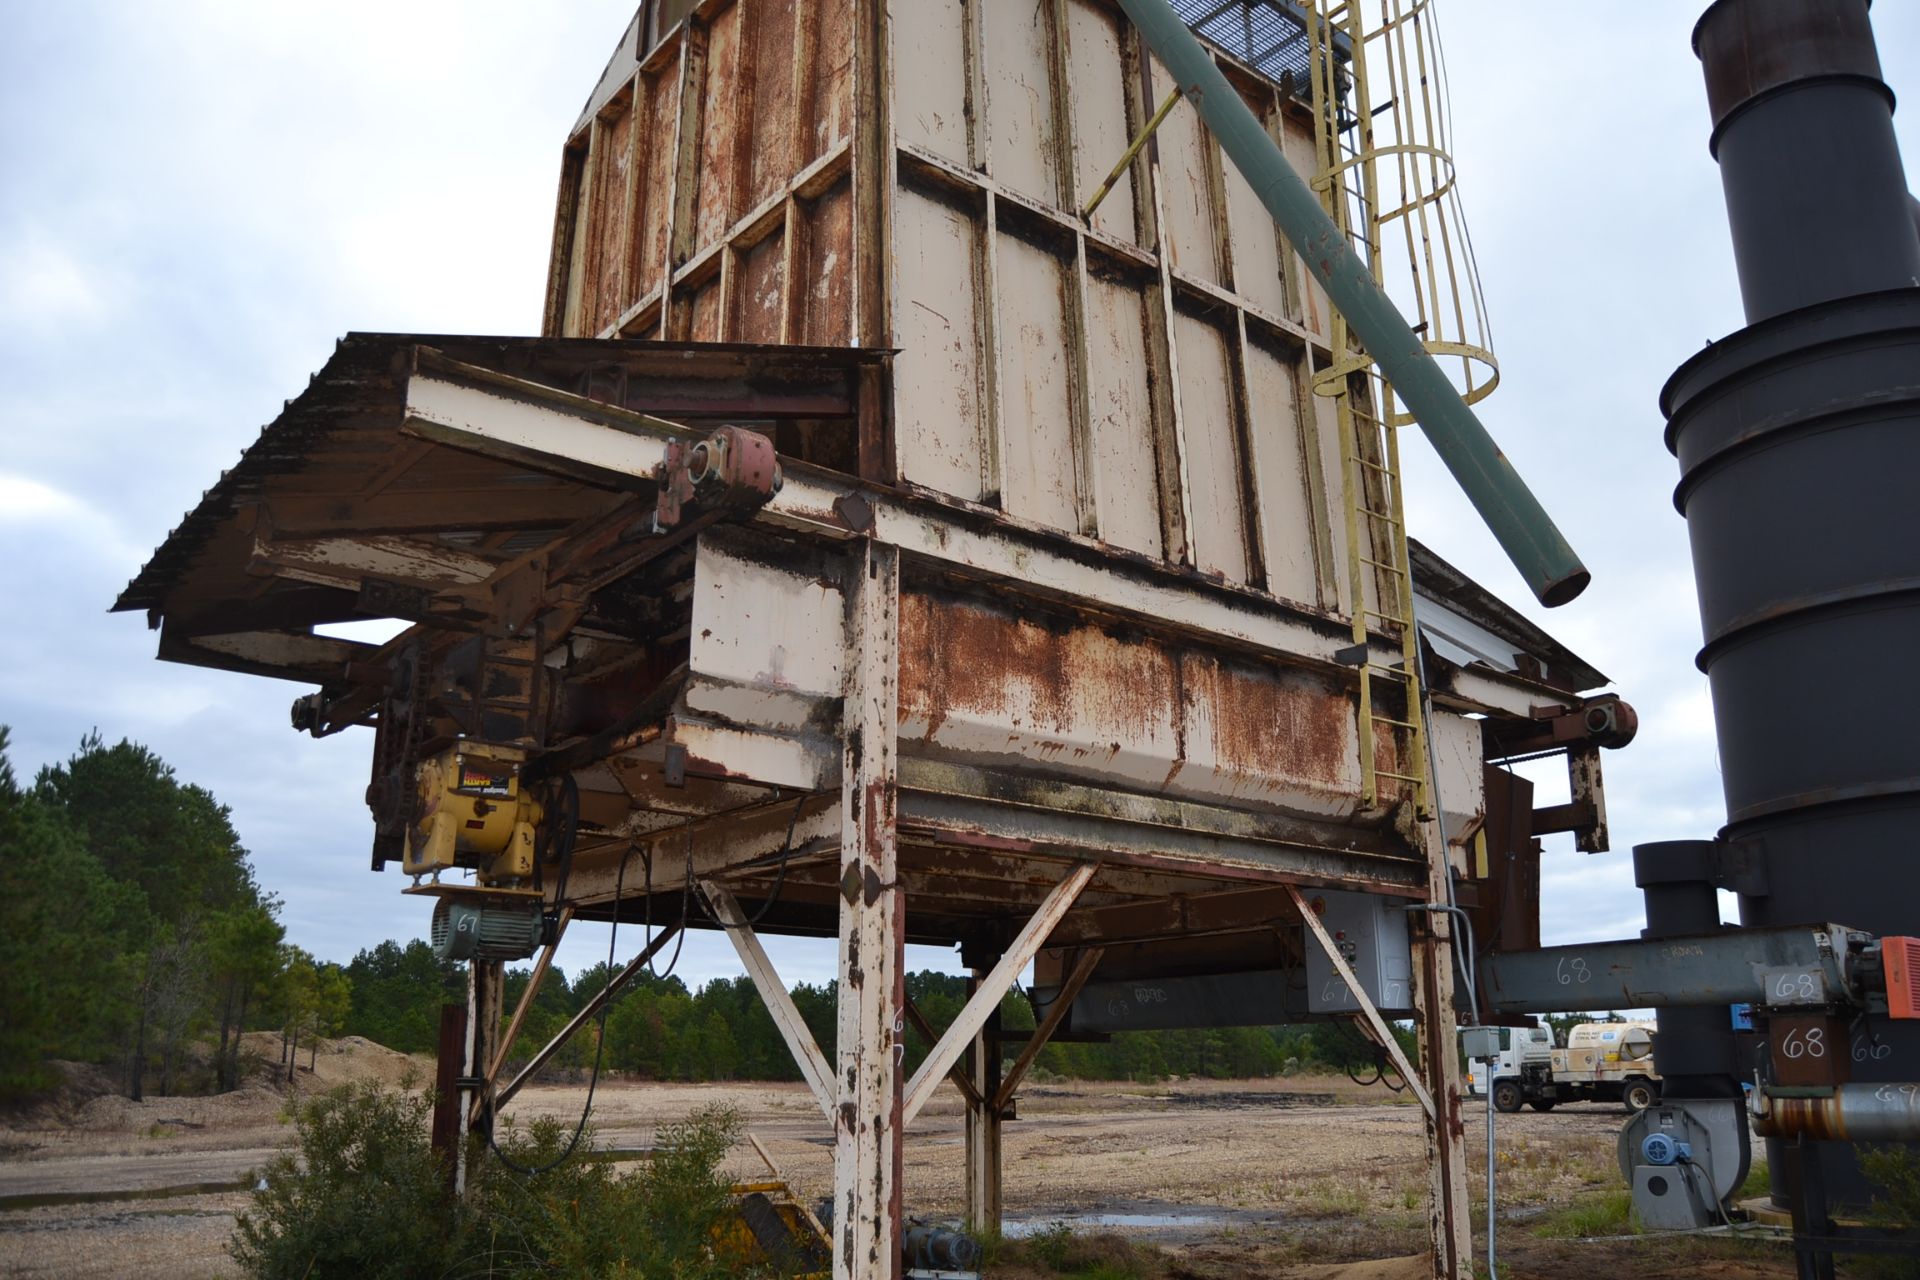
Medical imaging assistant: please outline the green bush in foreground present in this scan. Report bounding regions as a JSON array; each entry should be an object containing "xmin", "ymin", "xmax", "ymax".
[
  {"xmin": 232, "ymin": 1080, "xmax": 764, "ymax": 1279},
  {"xmin": 231, "ymin": 1081, "xmax": 454, "ymax": 1279}
]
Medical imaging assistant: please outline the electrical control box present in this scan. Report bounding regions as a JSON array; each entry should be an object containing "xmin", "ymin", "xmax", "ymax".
[
  {"xmin": 1459, "ymin": 1026, "xmax": 1511, "ymax": 1060},
  {"xmin": 1304, "ymin": 890, "xmax": 1414, "ymax": 1014}
]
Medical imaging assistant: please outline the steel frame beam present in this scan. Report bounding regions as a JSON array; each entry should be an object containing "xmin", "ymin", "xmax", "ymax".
[
  {"xmin": 701, "ymin": 881, "xmax": 837, "ymax": 1119},
  {"xmin": 399, "ymin": 357, "xmax": 1581, "ymax": 724},
  {"xmin": 903, "ymin": 862, "xmax": 1098, "ymax": 1127}
]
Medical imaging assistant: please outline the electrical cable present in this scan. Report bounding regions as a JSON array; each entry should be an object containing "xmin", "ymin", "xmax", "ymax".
[
  {"xmin": 647, "ymin": 835, "xmax": 688, "ymax": 982},
  {"xmin": 484, "ymin": 841, "xmax": 629, "ymax": 1176},
  {"xmin": 1675, "ymin": 1154, "xmax": 1736, "ymax": 1229},
  {"xmin": 736, "ymin": 791, "xmax": 810, "ymax": 927}
]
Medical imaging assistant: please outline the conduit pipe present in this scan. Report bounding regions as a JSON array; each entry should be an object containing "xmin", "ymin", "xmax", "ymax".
[
  {"xmin": 1753, "ymin": 1084, "xmax": 1920, "ymax": 1144},
  {"xmin": 1113, "ymin": 0, "xmax": 1589, "ymax": 607}
]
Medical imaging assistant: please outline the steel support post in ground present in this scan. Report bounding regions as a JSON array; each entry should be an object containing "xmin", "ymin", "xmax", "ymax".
[
  {"xmin": 432, "ymin": 1002, "xmax": 468, "ymax": 1192},
  {"xmin": 832, "ymin": 539, "xmax": 903, "ymax": 1280},
  {"xmin": 1409, "ymin": 904, "xmax": 1473, "ymax": 1278},
  {"xmin": 456, "ymin": 960, "xmax": 503, "ymax": 1195},
  {"xmin": 466, "ymin": 960, "xmax": 505, "ymax": 1135},
  {"xmin": 964, "ymin": 964, "xmax": 1004, "ymax": 1233}
]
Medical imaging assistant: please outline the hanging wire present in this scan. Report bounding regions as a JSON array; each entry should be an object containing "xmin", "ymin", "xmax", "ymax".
[{"xmin": 485, "ymin": 842, "xmax": 629, "ymax": 1175}]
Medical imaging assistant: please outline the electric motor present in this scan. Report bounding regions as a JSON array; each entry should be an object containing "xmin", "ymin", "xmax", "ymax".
[{"xmin": 431, "ymin": 897, "xmax": 545, "ymax": 963}]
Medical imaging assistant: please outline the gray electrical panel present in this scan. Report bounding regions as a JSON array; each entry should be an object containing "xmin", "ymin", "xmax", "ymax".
[{"xmin": 1303, "ymin": 890, "xmax": 1413, "ymax": 1014}]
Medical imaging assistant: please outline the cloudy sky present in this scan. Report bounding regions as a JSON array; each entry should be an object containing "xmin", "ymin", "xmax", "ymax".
[{"xmin": 3, "ymin": 2, "xmax": 1915, "ymax": 994}]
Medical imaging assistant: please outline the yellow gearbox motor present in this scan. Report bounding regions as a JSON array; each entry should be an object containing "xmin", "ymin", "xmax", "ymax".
[{"xmin": 404, "ymin": 741, "xmax": 543, "ymax": 885}]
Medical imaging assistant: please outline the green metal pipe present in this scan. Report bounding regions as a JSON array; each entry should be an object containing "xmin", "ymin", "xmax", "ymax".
[{"xmin": 1113, "ymin": 0, "xmax": 1589, "ymax": 607}]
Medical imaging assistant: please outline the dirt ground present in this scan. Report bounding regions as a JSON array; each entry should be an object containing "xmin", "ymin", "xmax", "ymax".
[{"xmin": 0, "ymin": 1054, "xmax": 1804, "ymax": 1278}]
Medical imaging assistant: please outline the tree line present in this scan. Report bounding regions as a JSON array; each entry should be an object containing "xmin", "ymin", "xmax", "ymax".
[
  {"xmin": 344, "ymin": 947, "xmax": 1401, "ymax": 1087},
  {"xmin": 0, "ymin": 727, "xmax": 1411, "ymax": 1104},
  {"xmin": 0, "ymin": 729, "xmax": 350, "ymax": 1102}
]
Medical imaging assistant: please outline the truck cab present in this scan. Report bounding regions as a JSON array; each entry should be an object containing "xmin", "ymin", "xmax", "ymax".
[{"xmin": 1469, "ymin": 1020, "xmax": 1662, "ymax": 1113}]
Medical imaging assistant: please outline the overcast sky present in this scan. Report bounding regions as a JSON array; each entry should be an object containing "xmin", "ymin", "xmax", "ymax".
[{"xmin": 3, "ymin": 3, "xmax": 1916, "ymax": 994}]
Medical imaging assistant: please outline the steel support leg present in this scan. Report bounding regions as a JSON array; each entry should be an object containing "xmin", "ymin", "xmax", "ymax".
[
  {"xmin": 964, "ymin": 965, "xmax": 1004, "ymax": 1233},
  {"xmin": 456, "ymin": 960, "xmax": 503, "ymax": 1195},
  {"xmin": 1410, "ymin": 907, "xmax": 1473, "ymax": 1278},
  {"xmin": 832, "ymin": 539, "xmax": 903, "ymax": 1280},
  {"xmin": 431, "ymin": 1002, "xmax": 467, "ymax": 1192}
]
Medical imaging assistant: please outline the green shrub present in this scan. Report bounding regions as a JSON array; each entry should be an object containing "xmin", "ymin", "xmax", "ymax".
[
  {"xmin": 231, "ymin": 1081, "xmax": 455, "ymax": 1279},
  {"xmin": 232, "ymin": 1081, "xmax": 762, "ymax": 1280},
  {"xmin": 466, "ymin": 1104, "xmax": 751, "ymax": 1279}
]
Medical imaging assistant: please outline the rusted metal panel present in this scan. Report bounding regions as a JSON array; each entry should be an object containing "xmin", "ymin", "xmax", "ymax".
[
  {"xmin": 1241, "ymin": 332, "xmax": 1318, "ymax": 602},
  {"xmin": 1065, "ymin": 2, "xmax": 1140, "ymax": 243},
  {"xmin": 545, "ymin": 0, "xmax": 1357, "ymax": 609},
  {"xmin": 1082, "ymin": 270, "xmax": 1162, "ymax": 557},
  {"xmin": 694, "ymin": 2, "xmax": 746, "ymax": 249},
  {"xmin": 1172, "ymin": 310, "xmax": 1252, "ymax": 582},
  {"xmin": 585, "ymin": 91, "xmax": 636, "ymax": 335},
  {"xmin": 893, "ymin": 186, "xmax": 989, "ymax": 501},
  {"xmin": 894, "ymin": 0, "xmax": 968, "ymax": 163},
  {"xmin": 993, "ymin": 229, "xmax": 1081, "ymax": 530},
  {"xmin": 979, "ymin": 0, "xmax": 1062, "ymax": 206},
  {"xmin": 1150, "ymin": 58, "xmax": 1224, "ymax": 286}
]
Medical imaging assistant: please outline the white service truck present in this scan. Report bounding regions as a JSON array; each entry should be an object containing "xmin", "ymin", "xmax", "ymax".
[{"xmin": 1466, "ymin": 1021, "xmax": 1662, "ymax": 1113}]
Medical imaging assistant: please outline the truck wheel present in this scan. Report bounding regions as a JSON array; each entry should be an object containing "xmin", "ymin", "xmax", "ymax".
[
  {"xmin": 1492, "ymin": 1080, "xmax": 1524, "ymax": 1113},
  {"xmin": 1528, "ymin": 1098, "xmax": 1557, "ymax": 1112},
  {"xmin": 1623, "ymin": 1078, "xmax": 1658, "ymax": 1113}
]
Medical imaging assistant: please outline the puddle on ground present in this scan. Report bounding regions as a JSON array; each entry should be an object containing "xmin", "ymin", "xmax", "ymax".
[{"xmin": 1000, "ymin": 1201, "xmax": 1280, "ymax": 1239}]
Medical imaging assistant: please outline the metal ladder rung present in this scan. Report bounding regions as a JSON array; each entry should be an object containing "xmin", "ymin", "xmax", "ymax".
[
  {"xmin": 1362, "ymin": 608, "xmax": 1412, "ymax": 625},
  {"xmin": 1360, "ymin": 555, "xmax": 1408, "ymax": 574},
  {"xmin": 1371, "ymin": 714, "xmax": 1422, "ymax": 731},
  {"xmin": 1374, "ymin": 770, "xmax": 1425, "ymax": 785}
]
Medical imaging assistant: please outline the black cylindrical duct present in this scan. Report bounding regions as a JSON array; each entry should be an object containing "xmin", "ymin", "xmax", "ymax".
[
  {"xmin": 1694, "ymin": 0, "xmax": 1920, "ymax": 319},
  {"xmin": 1635, "ymin": 842, "xmax": 1740, "ymax": 1097},
  {"xmin": 1668, "ymin": 0, "xmax": 1920, "ymax": 1207}
]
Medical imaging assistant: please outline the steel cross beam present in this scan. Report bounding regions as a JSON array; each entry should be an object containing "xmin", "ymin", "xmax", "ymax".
[
  {"xmin": 494, "ymin": 923, "xmax": 682, "ymax": 1110},
  {"xmin": 1286, "ymin": 884, "xmax": 1435, "ymax": 1117},
  {"xmin": 902, "ymin": 998, "xmax": 985, "ymax": 1111},
  {"xmin": 903, "ymin": 861, "xmax": 1099, "ymax": 1127},
  {"xmin": 994, "ymin": 946, "xmax": 1105, "ymax": 1112},
  {"xmin": 701, "ymin": 881, "xmax": 837, "ymax": 1120},
  {"xmin": 1480, "ymin": 924, "xmax": 1867, "ymax": 1015},
  {"xmin": 486, "ymin": 905, "xmax": 574, "ymax": 1091}
]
